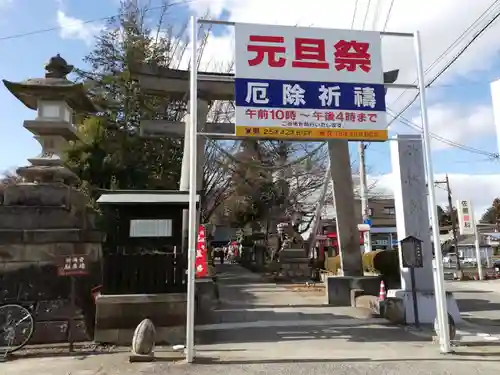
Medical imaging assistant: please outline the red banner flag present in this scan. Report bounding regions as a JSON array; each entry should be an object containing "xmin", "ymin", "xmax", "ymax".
[{"xmin": 195, "ymin": 224, "xmax": 209, "ymax": 278}]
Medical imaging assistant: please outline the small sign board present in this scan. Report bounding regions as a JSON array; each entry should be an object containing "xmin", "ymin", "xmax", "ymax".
[
  {"xmin": 58, "ymin": 255, "xmax": 89, "ymax": 276},
  {"xmin": 400, "ymin": 235, "xmax": 423, "ymax": 268}
]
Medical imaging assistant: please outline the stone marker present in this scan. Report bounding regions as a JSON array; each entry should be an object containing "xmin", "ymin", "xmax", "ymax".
[{"xmin": 129, "ymin": 318, "xmax": 156, "ymax": 362}]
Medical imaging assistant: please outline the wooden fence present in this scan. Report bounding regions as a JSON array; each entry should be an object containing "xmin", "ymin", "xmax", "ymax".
[{"xmin": 102, "ymin": 253, "xmax": 187, "ymax": 294}]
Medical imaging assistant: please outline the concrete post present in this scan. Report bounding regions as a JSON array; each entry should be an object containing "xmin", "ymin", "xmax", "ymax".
[
  {"xmin": 389, "ymin": 134, "xmax": 461, "ymax": 324},
  {"xmin": 180, "ymin": 99, "xmax": 209, "ymax": 252},
  {"xmin": 390, "ymin": 135, "xmax": 433, "ymax": 290},
  {"xmin": 328, "ymin": 140, "xmax": 363, "ymax": 276}
]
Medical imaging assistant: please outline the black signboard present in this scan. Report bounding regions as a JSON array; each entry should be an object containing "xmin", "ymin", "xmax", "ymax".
[
  {"xmin": 400, "ymin": 235, "xmax": 423, "ymax": 268},
  {"xmin": 400, "ymin": 235, "xmax": 424, "ymax": 327}
]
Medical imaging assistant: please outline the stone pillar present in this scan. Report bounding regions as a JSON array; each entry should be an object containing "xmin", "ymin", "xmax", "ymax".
[
  {"xmin": 328, "ymin": 140, "xmax": 363, "ymax": 276},
  {"xmin": 390, "ymin": 134, "xmax": 433, "ymax": 290},
  {"xmin": 388, "ymin": 134, "xmax": 460, "ymax": 324},
  {"xmin": 180, "ymin": 99, "xmax": 209, "ymax": 251}
]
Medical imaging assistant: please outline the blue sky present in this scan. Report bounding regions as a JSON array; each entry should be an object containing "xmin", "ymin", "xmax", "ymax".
[{"xmin": 2, "ymin": 0, "xmax": 500, "ymax": 215}]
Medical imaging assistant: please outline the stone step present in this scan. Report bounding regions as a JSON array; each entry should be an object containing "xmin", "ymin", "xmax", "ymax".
[
  {"xmin": 280, "ymin": 248, "xmax": 308, "ymax": 259},
  {"xmin": 280, "ymin": 257, "xmax": 310, "ymax": 264}
]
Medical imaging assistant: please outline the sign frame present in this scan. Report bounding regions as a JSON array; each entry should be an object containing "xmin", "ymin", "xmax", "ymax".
[{"xmin": 184, "ymin": 17, "xmax": 453, "ymax": 361}]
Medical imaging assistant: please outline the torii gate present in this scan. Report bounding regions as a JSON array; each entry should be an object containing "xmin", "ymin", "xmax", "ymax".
[
  {"xmin": 132, "ymin": 64, "xmax": 399, "ymax": 276},
  {"xmin": 131, "ymin": 20, "xmax": 456, "ymax": 361}
]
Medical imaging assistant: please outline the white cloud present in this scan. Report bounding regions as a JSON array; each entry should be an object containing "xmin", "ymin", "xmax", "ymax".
[
  {"xmin": 393, "ymin": 103, "xmax": 496, "ymax": 150},
  {"xmin": 189, "ymin": 1, "xmax": 500, "ymax": 115},
  {"xmin": 181, "ymin": 0, "xmax": 500, "ymax": 152},
  {"xmin": 370, "ymin": 172, "xmax": 500, "ymax": 220},
  {"xmin": 189, "ymin": 0, "xmax": 500, "ymax": 89},
  {"xmin": 56, "ymin": 10, "xmax": 102, "ymax": 45}
]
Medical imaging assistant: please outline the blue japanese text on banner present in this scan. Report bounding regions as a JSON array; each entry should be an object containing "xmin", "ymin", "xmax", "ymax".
[{"xmin": 235, "ymin": 78, "xmax": 386, "ymax": 112}]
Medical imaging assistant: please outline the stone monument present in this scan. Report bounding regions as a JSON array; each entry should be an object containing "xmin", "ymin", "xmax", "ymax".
[
  {"xmin": 274, "ymin": 220, "xmax": 310, "ymax": 280},
  {"xmin": 0, "ymin": 54, "xmax": 103, "ymax": 344},
  {"xmin": 387, "ymin": 134, "xmax": 460, "ymax": 324}
]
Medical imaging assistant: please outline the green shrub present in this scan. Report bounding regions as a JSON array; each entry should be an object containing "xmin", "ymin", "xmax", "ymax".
[
  {"xmin": 324, "ymin": 255, "xmax": 341, "ymax": 274},
  {"xmin": 373, "ymin": 250, "xmax": 400, "ymax": 278},
  {"xmin": 362, "ymin": 250, "xmax": 381, "ymax": 272}
]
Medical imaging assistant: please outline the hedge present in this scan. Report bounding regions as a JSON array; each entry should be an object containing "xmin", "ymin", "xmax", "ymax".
[
  {"xmin": 363, "ymin": 250, "xmax": 400, "ymax": 278},
  {"xmin": 324, "ymin": 250, "xmax": 399, "ymax": 279},
  {"xmin": 324, "ymin": 255, "xmax": 341, "ymax": 274}
]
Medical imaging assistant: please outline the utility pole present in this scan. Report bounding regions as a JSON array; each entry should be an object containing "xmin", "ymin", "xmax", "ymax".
[
  {"xmin": 435, "ymin": 175, "xmax": 461, "ymax": 271},
  {"xmin": 358, "ymin": 141, "xmax": 372, "ymax": 253}
]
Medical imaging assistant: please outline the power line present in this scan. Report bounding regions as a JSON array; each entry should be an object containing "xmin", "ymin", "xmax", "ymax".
[
  {"xmin": 365, "ymin": 1, "xmax": 500, "ymax": 154},
  {"xmin": 351, "ymin": 0, "xmax": 360, "ymax": 29},
  {"xmin": 0, "ymin": 0, "xmax": 195, "ymax": 41},
  {"xmin": 382, "ymin": 0, "xmax": 395, "ymax": 31},
  {"xmin": 362, "ymin": 0, "xmax": 372, "ymax": 30},
  {"xmin": 387, "ymin": 108, "xmax": 499, "ymax": 158},
  {"xmin": 388, "ymin": 0, "xmax": 500, "ymax": 127},
  {"xmin": 370, "ymin": 0, "xmax": 382, "ymax": 30},
  {"xmin": 390, "ymin": 0, "xmax": 500, "ymax": 108}
]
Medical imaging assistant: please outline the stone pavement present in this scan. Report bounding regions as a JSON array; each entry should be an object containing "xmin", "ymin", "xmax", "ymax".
[
  {"xmin": 5, "ymin": 264, "xmax": 500, "ymax": 374},
  {"xmin": 446, "ymin": 279, "xmax": 500, "ymax": 343}
]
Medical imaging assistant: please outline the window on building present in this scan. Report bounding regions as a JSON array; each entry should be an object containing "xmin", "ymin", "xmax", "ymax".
[
  {"xmin": 129, "ymin": 219, "xmax": 173, "ymax": 237},
  {"xmin": 383, "ymin": 207, "xmax": 396, "ymax": 215},
  {"xmin": 368, "ymin": 208, "xmax": 374, "ymax": 216}
]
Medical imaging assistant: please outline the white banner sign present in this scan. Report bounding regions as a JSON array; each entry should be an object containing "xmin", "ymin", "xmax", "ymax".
[
  {"xmin": 234, "ymin": 23, "xmax": 387, "ymax": 141},
  {"xmin": 456, "ymin": 199, "xmax": 474, "ymax": 235}
]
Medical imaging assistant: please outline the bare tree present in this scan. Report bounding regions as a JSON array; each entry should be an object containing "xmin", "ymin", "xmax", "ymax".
[{"xmin": 0, "ymin": 169, "xmax": 22, "ymax": 204}]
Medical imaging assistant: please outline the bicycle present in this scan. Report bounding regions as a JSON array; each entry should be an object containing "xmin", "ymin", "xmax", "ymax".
[{"xmin": 0, "ymin": 303, "xmax": 35, "ymax": 358}]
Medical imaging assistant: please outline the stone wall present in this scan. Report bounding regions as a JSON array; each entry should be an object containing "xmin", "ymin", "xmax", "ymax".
[{"xmin": 0, "ymin": 234, "xmax": 102, "ymax": 344}]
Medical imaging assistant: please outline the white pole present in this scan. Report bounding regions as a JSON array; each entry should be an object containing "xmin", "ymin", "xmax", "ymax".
[
  {"xmin": 473, "ymin": 222, "xmax": 484, "ymax": 280},
  {"xmin": 358, "ymin": 142, "xmax": 372, "ymax": 253},
  {"xmin": 413, "ymin": 30, "xmax": 451, "ymax": 354},
  {"xmin": 185, "ymin": 15, "xmax": 198, "ymax": 364}
]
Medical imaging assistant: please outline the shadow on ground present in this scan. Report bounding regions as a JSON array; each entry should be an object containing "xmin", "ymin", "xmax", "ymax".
[
  {"xmin": 456, "ymin": 298, "xmax": 500, "ymax": 313},
  {"xmin": 193, "ymin": 352, "xmax": 500, "ymax": 365},
  {"xmin": 196, "ymin": 264, "xmax": 429, "ymax": 345}
]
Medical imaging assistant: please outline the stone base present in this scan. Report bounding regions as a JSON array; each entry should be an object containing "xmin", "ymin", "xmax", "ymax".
[
  {"xmin": 94, "ymin": 293, "xmax": 187, "ymax": 345},
  {"xmin": 280, "ymin": 261, "xmax": 310, "ymax": 279},
  {"xmin": 97, "ymin": 326, "xmax": 185, "ymax": 346},
  {"xmin": 386, "ymin": 289, "xmax": 461, "ymax": 325},
  {"xmin": 129, "ymin": 353, "xmax": 155, "ymax": 362},
  {"xmin": 195, "ymin": 278, "xmax": 218, "ymax": 324},
  {"xmin": 325, "ymin": 275, "xmax": 381, "ymax": 306}
]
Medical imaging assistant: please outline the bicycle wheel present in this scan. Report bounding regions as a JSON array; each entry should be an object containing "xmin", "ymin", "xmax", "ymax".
[{"xmin": 0, "ymin": 304, "xmax": 34, "ymax": 354}]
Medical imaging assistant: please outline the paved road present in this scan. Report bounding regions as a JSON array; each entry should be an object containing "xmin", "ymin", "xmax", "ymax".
[
  {"xmin": 5, "ymin": 265, "xmax": 500, "ymax": 374},
  {"xmin": 446, "ymin": 279, "xmax": 500, "ymax": 342},
  {"xmin": 447, "ymin": 280, "xmax": 500, "ymax": 324}
]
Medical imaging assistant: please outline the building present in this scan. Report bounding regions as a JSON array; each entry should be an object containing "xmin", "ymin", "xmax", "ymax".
[
  {"xmin": 453, "ymin": 234, "xmax": 493, "ymax": 265},
  {"xmin": 319, "ymin": 198, "xmax": 398, "ymax": 250}
]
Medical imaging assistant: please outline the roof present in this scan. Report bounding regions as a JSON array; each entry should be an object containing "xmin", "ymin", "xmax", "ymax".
[
  {"xmin": 97, "ymin": 190, "xmax": 200, "ymax": 205},
  {"xmin": 456, "ymin": 234, "xmax": 489, "ymax": 247}
]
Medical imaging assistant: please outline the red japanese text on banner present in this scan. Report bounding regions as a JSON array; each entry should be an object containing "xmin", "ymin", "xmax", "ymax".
[{"xmin": 195, "ymin": 224, "xmax": 209, "ymax": 278}]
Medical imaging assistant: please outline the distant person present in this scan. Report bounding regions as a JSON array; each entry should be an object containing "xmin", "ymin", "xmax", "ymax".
[{"xmin": 219, "ymin": 247, "xmax": 225, "ymax": 264}]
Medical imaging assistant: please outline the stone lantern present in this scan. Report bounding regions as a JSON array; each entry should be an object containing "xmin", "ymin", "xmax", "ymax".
[
  {"xmin": 3, "ymin": 53, "xmax": 96, "ymax": 184},
  {"xmin": 0, "ymin": 55, "xmax": 103, "ymax": 345}
]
